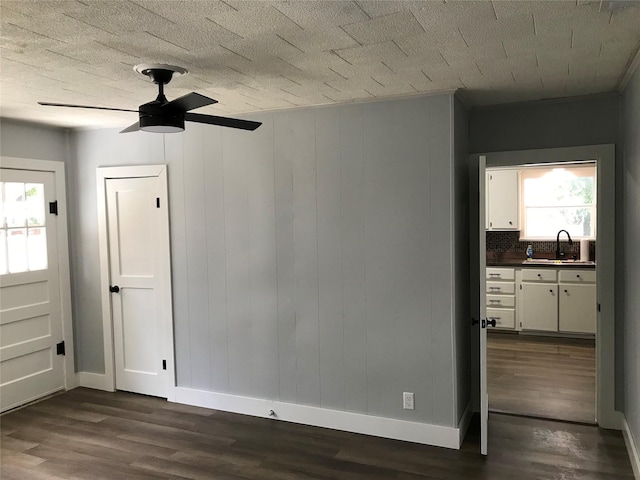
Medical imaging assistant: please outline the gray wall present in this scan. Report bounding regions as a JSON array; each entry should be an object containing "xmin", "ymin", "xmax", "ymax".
[
  {"xmin": 621, "ymin": 67, "xmax": 640, "ymax": 448},
  {"xmin": 70, "ymin": 93, "xmax": 468, "ymax": 427},
  {"xmin": 0, "ymin": 119, "xmax": 69, "ymax": 163},
  {"xmin": 469, "ymin": 94, "xmax": 625, "ymax": 412},
  {"xmin": 469, "ymin": 93, "xmax": 619, "ymax": 153}
]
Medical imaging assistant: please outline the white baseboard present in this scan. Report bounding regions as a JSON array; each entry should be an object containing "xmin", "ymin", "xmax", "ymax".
[
  {"xmin": 77, "ymin": 372, "xmax": 113, "ymax": 391},
  {"xmin": 172, "ymin": 387, "xmax": 462, "ymax": 449},
  {"xmin": 623, "ymin": 416, "xmax": 640, "ymax": 480}
]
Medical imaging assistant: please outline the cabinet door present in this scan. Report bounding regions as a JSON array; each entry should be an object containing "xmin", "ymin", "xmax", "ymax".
[
  {"xmin": 487, "ymin": 169, "xmax": 518, "ymax": 230},
  {"xmin": 520, "ymin": 283, "xmax": 558, "ymax": 331},
  {"xmin": 559, "ymin": 284, "xmax": 596, "ymax": 334}
]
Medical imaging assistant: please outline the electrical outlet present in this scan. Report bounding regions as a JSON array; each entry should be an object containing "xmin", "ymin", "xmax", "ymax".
[{"xmin": 403, "ymin": 392, "xmax": 414, "ymax": 410}]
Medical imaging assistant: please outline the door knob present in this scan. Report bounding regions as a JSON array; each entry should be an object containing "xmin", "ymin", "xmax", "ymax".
[{"xmin": 109, "ymin": 285, "xmax": 120, "ymax": 293}]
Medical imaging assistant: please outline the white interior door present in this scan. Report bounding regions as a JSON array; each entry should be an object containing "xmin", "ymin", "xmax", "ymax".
[
  {"xmin": 0, "ymin": 169, "xmax": 65, "ymax": 411},
  {"xmin": 106, "ymin": 175, "xmax": 171, "ymax": 398},
  {"xmin": 478, "ymin": 155, "xmax": 489, "ymax": 455}
]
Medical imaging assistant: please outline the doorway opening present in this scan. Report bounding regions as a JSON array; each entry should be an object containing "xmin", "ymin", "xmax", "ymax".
[
  {"xmin": 485, "ymin": 161, "xmax": 597, "ymax": 424},
  {"xmin": 474, "ymin": 144, "xmax": 621, "ymax": 455}
]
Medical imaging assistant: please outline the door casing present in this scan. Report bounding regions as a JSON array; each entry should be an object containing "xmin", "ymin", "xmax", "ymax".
[
  {"xmin": 471, "ymin": 144, "xmax": 621, "ymax": 433},
  {"xmin": 96, "ymin": 165, "xmax": 175, "ymax": 400}
]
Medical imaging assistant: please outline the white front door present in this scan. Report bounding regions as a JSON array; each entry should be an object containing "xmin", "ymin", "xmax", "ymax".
[
  {"xmin": 478, "ymin": 155, "xmax": 489, "ymax": 455},
  {"xmin": 105, "ymin": 175, "xmax": 171, "ymax": 398},
  {"xmin": 0, "ymin": 169, "xmax": 65, "ymax": 411}
]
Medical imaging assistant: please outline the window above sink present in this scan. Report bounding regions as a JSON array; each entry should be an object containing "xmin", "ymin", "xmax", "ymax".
[{"xmin": 520, "ymin": 163, "xmax": 596, "ymax": 240}]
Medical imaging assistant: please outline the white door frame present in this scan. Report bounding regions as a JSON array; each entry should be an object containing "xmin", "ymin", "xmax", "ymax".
[
  {"xmin": 96, "ymin": 165, "xmax": 175, "ymax": 400},
  {"xmin": 0, "ymin": 156, "xmax": 76, "ymax": 392},
  {"xmin": 474, "ymin": 144, "xmax": 621, "ymax": 431}
]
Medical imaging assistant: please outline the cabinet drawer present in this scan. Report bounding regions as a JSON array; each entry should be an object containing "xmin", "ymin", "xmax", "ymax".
[
  {"xmin": 521, "ymin": 269, "xmax": 557, "ymax": 282},
  {"xmin": 486, "ymin": 294, "xmax": 515, "ymax": 308},
  {"xmin": 487, "ymin": 308, "xmax": 515, "ymax": 329},
  {"xmin": 486, "ymin": 268, "xmax": 515, "ymax": 281},
  {"xmin": 487, "ymin": 282, "xmax": 515, "ymax": 294},
  {"xmin": 558, "ymin": 269, "xmax": 596, "ymax": 283}
]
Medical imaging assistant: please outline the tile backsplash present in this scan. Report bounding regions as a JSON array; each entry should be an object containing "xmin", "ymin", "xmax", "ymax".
[{"xmin": 487, "ymin": 231, "xmax": 596, "ymax": 259}]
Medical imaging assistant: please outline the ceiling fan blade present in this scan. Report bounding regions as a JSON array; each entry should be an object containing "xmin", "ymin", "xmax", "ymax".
[
  {"xmin": 162, "ymin": 92, "xmax": 217, "ymax": 113},
  {"xmin": 185, "ymin": 113, "xmax": 261, "ymax": 131},
  {"xmin": 120, "ymin": 121, "xmax": 141, "ymax": 133},
  {"xmin": 39, "ymin": 102, "xmax": 138, "ymax": 113}
]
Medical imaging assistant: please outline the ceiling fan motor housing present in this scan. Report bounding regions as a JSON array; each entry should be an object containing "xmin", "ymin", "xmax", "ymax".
[{"xmin": 138, "ymin": 100, "xmax": 185, "ymax": 133}]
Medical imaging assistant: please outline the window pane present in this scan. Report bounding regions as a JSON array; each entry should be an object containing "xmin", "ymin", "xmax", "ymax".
[
  {"xmin": 5, "ymin": 182, "xmax": 26, "ymax": 228},
  {"xmin": 25, "ymin": 183, "xmax": 45, "ymax": 226},
  {"xmin": 27, "ymin": 227, "xmax": 48, "ymax": 271},
  {"xmin": 523, "ymin": 171, "xmax": 595, "ymax": 207},
  {"xmin": 526, "ymin": 207, "xmax": 593, "ymax": 237},
  {"xmin": 0, "ymin": 231, "xmax": 6, "ymax": 275},
  {"xmin": 7, "ymin": 228, "xmax": 28, "ymax": 273}
]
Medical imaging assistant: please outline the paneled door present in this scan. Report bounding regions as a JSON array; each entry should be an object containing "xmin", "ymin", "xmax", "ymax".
[
  {"xmin": 105, "ymin": 174, "xmax": 172, "ymax": 398},
  {"xmin": 0, "ymin": 169, "xmax": 64, "ymax": 411}
]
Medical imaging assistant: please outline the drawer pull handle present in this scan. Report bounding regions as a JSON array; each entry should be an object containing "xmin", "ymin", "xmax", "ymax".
[
  {"xmin": 490, "ymin": 317, "xmax": 501, "ymax": 321},
  {"xmin": 489, "ymin": 287, "xmax": 500, "ymax": 290},
  {"xmin": 489, "ymin": 273, "xmax": 500, "ymax": 277},
  {"xmin": 576, "ymin": 274, "xmax": 581, "ymax": 278},
  {"xmin": 537, "ymin": 274, "xmax": 542, "ymax": 277},
  {"xmin": 564, "ymin": 289, "xmax": 568, "ymax": 293},
  {"xmin": 489, "ymin": 299, "xmax": 500, "ymax": 303},
  {"xmin": 549, "ymin": 289, "xmax": 553, "ymax": 293}
]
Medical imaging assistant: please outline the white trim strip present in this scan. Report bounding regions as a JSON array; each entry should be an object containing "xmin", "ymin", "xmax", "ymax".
[
  {"xmin": 77, "ymin": 372, "xmax": 113, "ymax": 391},
  {"xmin": 172, "ymin": 387, "xmax": 462, "ymax": 449},
  {"xmin": 623, "ymin": 416, "xmax": 640, "ymax": 480}
]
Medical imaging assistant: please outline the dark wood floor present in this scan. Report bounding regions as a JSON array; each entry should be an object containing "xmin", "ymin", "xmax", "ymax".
[
  {"xmin": 488, "ymin": 332, "xmax": 596, "ymax": 423},
  {"xmin": 0, "ymin": 388, "xmax": 633, "ymax": 479}
]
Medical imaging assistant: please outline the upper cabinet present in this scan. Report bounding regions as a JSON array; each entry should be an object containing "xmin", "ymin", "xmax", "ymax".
[{"xmin": 486, "ymin": 169, "xmax": 519, "ymax": 230}]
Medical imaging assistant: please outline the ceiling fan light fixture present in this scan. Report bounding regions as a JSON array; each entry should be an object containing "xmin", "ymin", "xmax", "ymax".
[{"xmin": 140, "ymin": 114, "xmax": 185, "ymax": 133}]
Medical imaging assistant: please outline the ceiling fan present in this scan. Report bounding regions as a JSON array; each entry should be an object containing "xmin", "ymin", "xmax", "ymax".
[{"xmin": 39, "ymin": 64, "xmax": 261, "ymax": 133}]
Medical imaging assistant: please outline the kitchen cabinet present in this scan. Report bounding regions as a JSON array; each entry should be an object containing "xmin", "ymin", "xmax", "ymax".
[
  {"xmin": 558, "ymin": 270, "xmax": 596, "ymax": 334},
  {"xmin": 486, "ymin": 169, "xmax": 519, "ymax": 230},
  {"xmin": 517, "ymin": 267, "xmax": 595, "ymax": 335},
  {"xmin": 485, "ymin": 267, "xmax": 516, "ymax": 329},
  {"xmin": 520, "ymin": 283, "xmax": 558, "ymax": 331}
]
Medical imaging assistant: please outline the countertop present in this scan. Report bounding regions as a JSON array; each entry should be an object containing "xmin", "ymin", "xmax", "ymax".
[
  {"xmin": 486, "ymin": 253, "xmax": 596, "ymax": 268},
  {"xmin": 488, "ymin": 260, "xmax": 596, "ymax": 269}
]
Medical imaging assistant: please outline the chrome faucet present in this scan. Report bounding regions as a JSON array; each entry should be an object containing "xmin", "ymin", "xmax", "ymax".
[{"xmin": 556, "ymin": 229, "xmax": 573, "ymax": 259}]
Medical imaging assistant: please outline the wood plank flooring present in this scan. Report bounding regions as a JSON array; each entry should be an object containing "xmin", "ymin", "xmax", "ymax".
[
  {"xmin": 1, "ymin": 387, "xmax": 633, "ymax": 479},
  {"xmin": 488, "ymin": 332, "xmax": 596, "ymax": 423}
]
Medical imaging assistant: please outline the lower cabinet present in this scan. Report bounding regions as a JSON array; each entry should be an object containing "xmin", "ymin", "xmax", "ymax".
[
  {"xmin": 559, "ymin": 283, "xmax": 596, "ymax": 334},
  {"xmin": 487, "ymin": 266, "xmax": 596, "ymax": 335},
  {"xmin": 517, "ymin": 267, "xmax": 596, "ymax": 335},
  {"xmin": 520, "ymin": 283, "xmax": 558, "ymax": 332}
]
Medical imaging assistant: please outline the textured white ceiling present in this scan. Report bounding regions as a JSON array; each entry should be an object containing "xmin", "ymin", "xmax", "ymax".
[{"xmin": 1, "ymin": 0, "xmax": 639, "ymax": 129}]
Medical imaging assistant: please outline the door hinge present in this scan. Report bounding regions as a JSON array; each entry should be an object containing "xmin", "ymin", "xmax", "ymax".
[
  {"xmin": 520, "ymin": 284, "xmax": 522, "ymax": 290},
  {"xmin": 49, "ymin": 201, "xmax": 58, "ymax": 215},
  {"xmin": 156, "ymin": 197, "xmax": 160, "ymax": 208},
  {"xmin": 162, "ymin": 360, "xmax": 167, "ymax": 370},
  {"xmin": 56, "ymin": 341, "xmax": 65, "ymax": 356}
]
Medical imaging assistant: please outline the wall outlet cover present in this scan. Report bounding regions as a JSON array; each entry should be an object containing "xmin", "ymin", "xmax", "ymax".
[{"xmin": 403, "ymin": 392, "xmax": 415, "ymax": 410}]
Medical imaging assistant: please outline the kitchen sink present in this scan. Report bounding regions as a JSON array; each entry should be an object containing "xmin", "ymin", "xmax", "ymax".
[{"xmin": 522, "ymin": 259, "xmax": 593, "ymax": 265}]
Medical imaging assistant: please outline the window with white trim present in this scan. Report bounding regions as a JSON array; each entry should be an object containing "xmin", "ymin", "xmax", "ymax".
[
  {"xmin": 521, "ymin": 164, "xmax": 596, "ymax": 239},
  {"xmin": 0, "ymin": 182, "xmax": 48, "ymax": 274}
]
